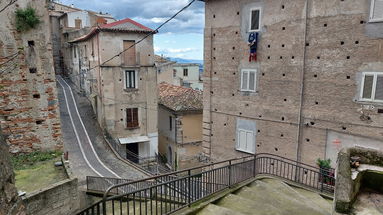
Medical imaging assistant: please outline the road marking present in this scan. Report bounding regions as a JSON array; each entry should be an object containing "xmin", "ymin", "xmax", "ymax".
[
  {"xmin": 57, "ymin": 77, "xmax": 103, "ymax": 177},
  {"xmin": 58, "ymin": 76, "xmax": 121, "ymax": 178}
]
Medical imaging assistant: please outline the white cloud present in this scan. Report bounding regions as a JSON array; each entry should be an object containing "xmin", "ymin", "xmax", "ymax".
[{"xmin": 155, "ymin": 47, "xmax": 198, "ymax": 54}]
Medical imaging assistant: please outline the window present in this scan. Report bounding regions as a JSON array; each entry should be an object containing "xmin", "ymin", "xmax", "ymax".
[
  {"xmin": 249, "ymin": 8, "xmax": 261, "ymax": 32},
  {"xmin": 183, "ymin": 68, "xmax": 188, "ymax": 77},
  {"xmin": 241, "ymin": 69, "xmax": 257, "ymax": 92},
  {"xmin": 125, "ymin": 70, "xmax": 137, "ymax": 89},
  {"xmin": 173, "ymin": 69, "xmax": 177, "ymax": 77},
  {"xmin": 361, "ymin": 72, "xmax": 383, "ymax": 102},
  {"xmin": 123, "ymin": 40, "xmax": 136, "ymax": 66},
  {"xmin": 169, "ymin": 116, "xmax": 173, "ymax": 131},
  {"xmin": 126, "ymin": 108, "xmax": 139, "ymax": 128},
  {"xmin": 237, "ymin": 129, "xmax": 255, "ymax": 154},
  {"xmin": 370, "ymin": 0, "xmax": 383, "ymax": 22}
]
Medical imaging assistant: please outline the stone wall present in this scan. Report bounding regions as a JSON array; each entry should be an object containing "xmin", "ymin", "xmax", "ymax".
[
  {"xmin": 203, "ymin": 0, "xmax": 383, "ymax": 166},
  {"xmin": 0, "ymin": 130, "xmax": 26, "ymax": 215},
  {"xmin": 22, "ymin": 178, "xmax": 79, "ymax": 215},
  {"xmin": 0, "ymin": 0, "xmax": 62, "ymax": 153}
]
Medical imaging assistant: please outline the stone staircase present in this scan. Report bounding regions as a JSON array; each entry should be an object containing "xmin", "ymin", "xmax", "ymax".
[{"xmin": 195, "ymin": 178, "xmax": 333, "ymax": 215}]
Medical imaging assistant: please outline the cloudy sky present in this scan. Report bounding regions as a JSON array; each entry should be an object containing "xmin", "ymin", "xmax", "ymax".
[{"xmin": 60, "ymin": 0, "xmax": 205, "ymax": 60}]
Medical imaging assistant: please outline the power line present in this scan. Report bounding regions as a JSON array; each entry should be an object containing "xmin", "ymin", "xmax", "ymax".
[
  {"xmin": 67, "ymin": 0, "xmax": 197, "ymax": 79},
  {"xmin": 0, "ymin": 0, "xmax": 17, "ymax": 14}
]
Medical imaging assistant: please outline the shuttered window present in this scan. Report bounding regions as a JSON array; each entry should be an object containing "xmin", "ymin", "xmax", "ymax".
[
  {"xmin": 125, "ymin": 70, "xmax": 137, "ymax": 89},
  {"xmin": 241, "ymin": 69, "xmax": 257, "ymax": 92},
  {"xmin": 123, "ymin": 40, "xmax": 136, "ymax": 66},
  {"xmin": 370, "ymin": 0, "xmax": 383, "ymax": 22},
  {"xmin": 361, "ymin": 72, "xmax": 383, "ymax": 102},
  {"xmin": 126, "ymin": 108, "xmax": 139, "ymax": 128},
  {"xmin": 250, "ymin": 8, "xmax": 261, "ymax": 31},
  {"xmin": 237, "ymin": 129, "xmax": 255, "ymax": 154}
]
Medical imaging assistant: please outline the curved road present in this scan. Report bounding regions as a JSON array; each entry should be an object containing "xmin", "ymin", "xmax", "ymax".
[{"xmin": 57, "ymin": 76, "xmax": 147, "ymax": 182}]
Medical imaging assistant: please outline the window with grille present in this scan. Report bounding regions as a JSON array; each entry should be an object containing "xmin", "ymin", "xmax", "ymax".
[
  {"xmin": 361, "ymin": 72, "xmax": 383, "ymax": 102},
  {"xmin": 370, "ymin": 0, "xmax": 383, "ymax": 22},
  {"xmin": 126, "ymin": 108, "xmax": 139, "ymax": 128},
  {"xmin": 236, "ymin": 129, "xmax": 255, "ymax": 154},
  {"xmin": 249, "ymin": 8, "xmax": 261, "ymax": 32},
  {"xmin": 125, "ymin": 70, "xmax": 137, "ymax": 89},
  {"xmin": 241, "ymin": 69, "xmax": 257, "ymax": 92}
]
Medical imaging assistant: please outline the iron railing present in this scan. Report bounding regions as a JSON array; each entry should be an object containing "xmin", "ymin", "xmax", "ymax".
[
  {"xmin": 78, "ymin": 153, "xmax": 335, "ymax": 215},
  {"xmin": 105, "ymin": 133, "xmax": 171, "ymax": 175}
]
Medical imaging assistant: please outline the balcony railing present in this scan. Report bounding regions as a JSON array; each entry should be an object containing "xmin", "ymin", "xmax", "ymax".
[{"xmin": 78, "ymin": 153, "xmax": 335, "ymax": 215}]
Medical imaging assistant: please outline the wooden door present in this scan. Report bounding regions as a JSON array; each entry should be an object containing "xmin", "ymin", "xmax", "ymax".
[
  {"xmin": 123, "ymin": 40, "xmax": 136, "ymax": 66},
  {"xmin": 75, "ymin": 19, "xmax": 82, "ymax": 29}
]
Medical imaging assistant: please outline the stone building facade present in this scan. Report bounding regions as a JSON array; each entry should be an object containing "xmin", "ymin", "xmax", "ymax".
[
  {"xmin": 0, "ymin": 0, "xmax": 62, "ymax": 153},
  {"xmin": 66, "ymin": 18, "xmax": 159, "ymax": 159},
  {"xmin": 202, "ymin": 0, "xmax": 383, "ymax": 166},
  {"xmin": 158, "ymin": 83, "xmax": 203, "ymax": 170}
]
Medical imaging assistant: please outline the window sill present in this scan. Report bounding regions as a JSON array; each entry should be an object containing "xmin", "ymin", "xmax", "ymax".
[
  {"xmin": 235, "ymin": 148, "xmax": 255, "ymax": 155},
  {"xmin": 123, "ymin": 88, "xmax": 138, "ymax": 92},
  {"xmin": 354, "ymin": 99, "xmax": 383, "ymax": 106},
  {"xmin": 126, "ymin": 126, "xmax": 140, "ymax": 130},
  {"xmin": 368, "ymin": 19, "xmax": 383, "ymax": 24}
]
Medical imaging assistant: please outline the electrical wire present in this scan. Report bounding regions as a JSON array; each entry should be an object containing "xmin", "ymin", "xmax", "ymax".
[
  {"xmin": 66, "ymin": 0, "xmax": 197, "ymax": 79},
  {"xmin": 0, "ymin": 0, "xmax": 17, "ymax": 14}
]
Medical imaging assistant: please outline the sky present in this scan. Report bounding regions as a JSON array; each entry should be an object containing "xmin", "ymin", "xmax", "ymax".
[{"xmin": 60, "ymin": 0, "xmax": 205, "ymax": 60}]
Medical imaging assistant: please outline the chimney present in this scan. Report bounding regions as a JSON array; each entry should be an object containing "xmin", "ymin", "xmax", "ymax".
[{"xmin": 70, "ymin": 4, "xmax": 74, "ymax": 8}]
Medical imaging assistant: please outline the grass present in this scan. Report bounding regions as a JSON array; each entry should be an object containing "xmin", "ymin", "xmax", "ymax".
[
  {"xmin": 11, "ymin": 151, "xmax": 61, "ymax": 170},
  {"xmin": 12, "ymin": 151, "xmax": 68, "ymax": 193}
]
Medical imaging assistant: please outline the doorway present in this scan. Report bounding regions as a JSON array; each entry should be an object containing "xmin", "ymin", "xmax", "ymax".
[{"xmin": 126, "ymin": 142, "xmax": 139, "ymax": 163}]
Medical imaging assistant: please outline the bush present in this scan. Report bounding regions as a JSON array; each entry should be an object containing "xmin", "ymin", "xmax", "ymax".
[
  {"xmin": 15, "ymin": 7, "xmax": 41, "ymax": 32},
  {"xmin": 11, "ymin": 151, "xmax": 61, "ymax": 170}
]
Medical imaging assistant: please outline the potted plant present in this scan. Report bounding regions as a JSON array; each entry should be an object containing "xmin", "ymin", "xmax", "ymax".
[{"xmin": 317, "ymin": 158, "xmax": 334, "ymax": 185}]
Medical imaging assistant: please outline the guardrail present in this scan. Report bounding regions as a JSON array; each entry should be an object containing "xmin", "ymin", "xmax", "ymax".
[{"xmin": 78, "ymin": 153, "xmax": 335, "ymax": 215}]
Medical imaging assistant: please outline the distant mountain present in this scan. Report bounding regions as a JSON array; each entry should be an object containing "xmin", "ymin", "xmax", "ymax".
[{"xmin": 169, "ymin": 58, "xmax": 203, "ymax": 65}]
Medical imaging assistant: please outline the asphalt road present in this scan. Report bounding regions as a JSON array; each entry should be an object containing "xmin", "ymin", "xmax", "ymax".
[{"xmin": 56, "ymin": 76, "xmax": 147, "ymax": 183}]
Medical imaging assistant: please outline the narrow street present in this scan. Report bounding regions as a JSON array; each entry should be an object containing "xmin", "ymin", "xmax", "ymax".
[{"xmin": 56, "ymin": 76, "xmax": 148, "ymax": 183}]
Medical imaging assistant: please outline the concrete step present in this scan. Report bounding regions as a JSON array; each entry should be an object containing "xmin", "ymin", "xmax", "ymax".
[
  {"xmin": 352, "ymin": 191, "xmax": 383, "ymax": 215},
  {"xmin": 293, "ymin": 186, "xmax": 332, "ymax": 212},
  {"xmin": 195, "ymin": 203, "xmax": 245, "ymax": 215},
  {"xmin": 216, "ymin": 193, "xmax": 283, "ymax": 215},
  {"xmin": 242, "ymin": 180, "xmax": 329, "ymax": 215},
  {"xmin": 259, "ymin": 178, "xmax": 331, "ymax": 214}
]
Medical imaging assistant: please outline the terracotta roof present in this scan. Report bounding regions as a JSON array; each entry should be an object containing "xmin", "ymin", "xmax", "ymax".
[
  {"xmin": 69, "ymin": 18, "xmax": 154, "ymax": 43},
  {"xmin": 158, "ymin": 83, "xmax": 202, "ymax": 112}
]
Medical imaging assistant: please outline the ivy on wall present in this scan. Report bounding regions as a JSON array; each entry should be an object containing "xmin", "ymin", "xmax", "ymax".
[{"xmin": 15, "ymin": 7, "xmax": 40, "ymax": 32}]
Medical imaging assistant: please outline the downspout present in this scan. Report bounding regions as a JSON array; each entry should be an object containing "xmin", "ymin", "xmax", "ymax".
[{"xmin": 296, "ymin": 0, "xmax": 309, "ymax": 163}]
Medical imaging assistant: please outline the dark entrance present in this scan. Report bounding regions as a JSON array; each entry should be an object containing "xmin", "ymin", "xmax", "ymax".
[{"xmin": 126, "ymin": 143, "xmax": 139, "ymax": 163}]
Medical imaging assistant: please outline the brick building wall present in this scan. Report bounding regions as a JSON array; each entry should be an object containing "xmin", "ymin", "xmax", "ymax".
[
  {"xmin": 0, "ymin": 0, "xmax": 62, "ymax": 153},
  {"xmin": 202, "ymin": 0, "xmax": 383, "ymax": 166}
]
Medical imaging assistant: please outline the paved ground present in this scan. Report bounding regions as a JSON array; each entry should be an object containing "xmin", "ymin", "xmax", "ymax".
[{"xmin": 56, "ymin": 76, "xmax": 148, "ymax": 184}]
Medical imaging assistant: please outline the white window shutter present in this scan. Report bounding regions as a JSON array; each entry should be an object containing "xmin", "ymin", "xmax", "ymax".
[
  {"xmin": 249, "ymin": 71, "xmax": 256, "ymax": 91},
  {"xmin": 246, "ymin": 131, "xmax": 253, "ymax": 153},
  {"xmin": 362, "ymin": 75, "xmax": 374, "ymax": 99},
  {"xmin": 375, "ymin": 75, "xmax": 383, "ymax": 100},
  {"xmin": 371, "ymin": 0, "xmax": 383, "ymax": 21},
  {"xmin": 241, "ymin": 71, "xmax": 248, "ymax": 90},
  {"xmin": 238, "ymin": 130, "xmax": 246, "ymax": 150}
]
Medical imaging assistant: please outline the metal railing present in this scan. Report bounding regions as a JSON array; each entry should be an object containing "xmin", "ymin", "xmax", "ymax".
[
  {"xmin": 105, "ymin": 133, "xmax": 171, "ymax": 175},
  {"xmin": 78, "ymin": 153, "xmax": 335, "ymax": 215}
]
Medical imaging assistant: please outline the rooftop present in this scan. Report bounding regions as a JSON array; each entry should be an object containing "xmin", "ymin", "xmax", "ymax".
[
  {"xmin": 158, "ymin": 82, "xmax": 202, "ymax": 112},
  {"xmin": 70, "ymin": 18, "xmax": 154, "ymax": 43}
]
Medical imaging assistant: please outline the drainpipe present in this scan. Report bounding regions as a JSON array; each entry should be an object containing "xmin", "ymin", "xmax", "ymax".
[
  {"xmin": 207, "ymin": 24, "xmax": 213, "ymax": 160},
  {"xmin": 296, "ymin": 0, "xmax": 309, "ymax": 163}
]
